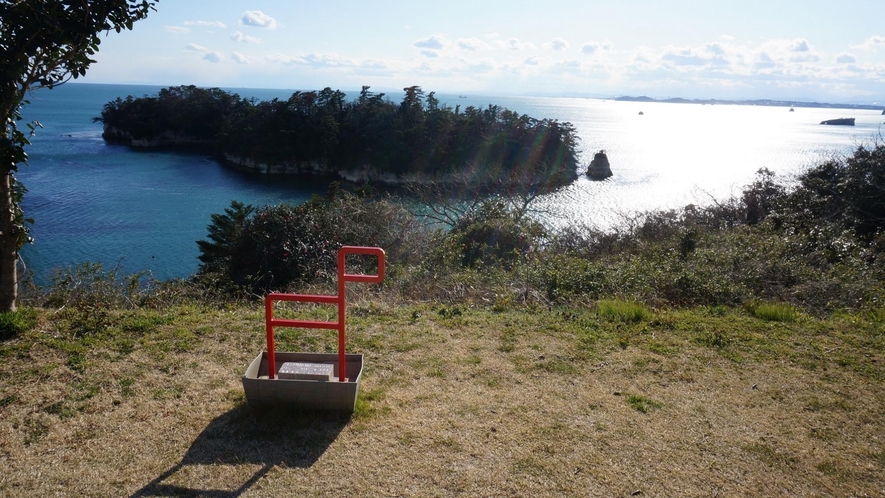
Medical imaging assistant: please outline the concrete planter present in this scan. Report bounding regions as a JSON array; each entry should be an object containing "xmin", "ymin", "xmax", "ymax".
[{"xmin": 242, "ymin": 352, "xmax": 364, "ymax": 411}]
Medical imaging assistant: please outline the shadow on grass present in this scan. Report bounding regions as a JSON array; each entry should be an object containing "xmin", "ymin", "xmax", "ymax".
[{"xmin": 131, "ymin": 403, "xmax": 351, "ymax": 497}]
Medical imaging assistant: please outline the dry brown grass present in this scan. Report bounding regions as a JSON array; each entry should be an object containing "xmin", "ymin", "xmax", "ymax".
[{"xmin": 1, "ymin": 301, "xmax": 883, "ymax": 497}]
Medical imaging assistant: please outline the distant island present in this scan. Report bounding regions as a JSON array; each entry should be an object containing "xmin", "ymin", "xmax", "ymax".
[
  {"xmin": 96, "ymin": 85, "xmax": 579, "ymax": 191},
  {"xmin": 614, "ymin": 95, "xmax": 885, "ymax": 111}
]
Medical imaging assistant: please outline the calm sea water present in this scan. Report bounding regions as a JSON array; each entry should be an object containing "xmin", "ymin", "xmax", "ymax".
[{"xmin": 17, "ymin": 83, "xmax": 884, "ymax": 284}]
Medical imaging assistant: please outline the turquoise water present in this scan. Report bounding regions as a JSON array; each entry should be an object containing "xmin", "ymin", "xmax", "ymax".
[
  {"xmin": 19, "ymin": 84, "xmax": 330, "ymax": 284},
  {"xmin": 17, "ymin": 83, "xmax": 883, "ymax": 284}
]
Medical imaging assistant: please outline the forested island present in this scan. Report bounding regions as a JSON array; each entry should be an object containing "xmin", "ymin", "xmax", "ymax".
[{"xmin": 96, "ymin": 85, "xmax": 579, "ymax": 190}]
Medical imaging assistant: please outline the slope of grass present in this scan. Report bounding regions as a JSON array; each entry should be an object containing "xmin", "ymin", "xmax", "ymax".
[{"xmin": 1, "ymin": 299, "xmax": 883, "ymax": 496}]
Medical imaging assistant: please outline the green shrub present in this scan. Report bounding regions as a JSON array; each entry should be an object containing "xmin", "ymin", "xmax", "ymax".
[
  {"xmin": 597, "ymin": 300, "xmax": 652, "ymax": 322},
  {"xmin": 200, "ymin": 188, "xmax": 429, "ymax": 294},
  {"xmin": 626, "ymin": 394, "xmax": 662, "ymax": 413},
  {"xmin": 230, "ymin": 200, "xmax": 339, "ymax": 292},
  {"xmin": 184, "ymin": 141, "xmax": 885, "ymax": 311},
  {"xmin": 41, "ymin": 262, "xmax": 155, "ymax": 309},
  {"xmin": 0, "ymin": 308, "xmax": 37, "ymax": 340},
  {"xmin": 447, "ymin": 201, "xmax": 544, "ymax": 268},
  {"xmin": 522, "ymin": 254, "xmax": 609, "ymax": 302},
  {"xmin": 791, "ymin": 144, "xmax": 885, "ymax": 241},
  {"xmin": 746, "ymin": 301, "xmax": 798, "ymax": 322}
]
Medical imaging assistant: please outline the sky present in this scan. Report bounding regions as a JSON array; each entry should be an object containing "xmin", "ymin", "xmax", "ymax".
[{"xmin": 80, "ymin": 0, "xmax": 885, "ymax": 103}]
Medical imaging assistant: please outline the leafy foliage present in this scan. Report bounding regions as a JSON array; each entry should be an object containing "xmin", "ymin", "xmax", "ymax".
[
  {"xmin": 446, "ymin": 201, "xmax": 545, "ymax": 268},
  {"xmin": 596, "ymin": 300, "xmax": 652, "ymax": 322},
  {"xmin": 196, "ymin": 201, "xmax": 254, "ymax": 274},
  {"xmin": 96, "ymin": 85, "xmax": 242, "ymax": 142},
  {"xmin": 229, "ymin": 201, "xmax": 339, "ymax": 292},
  {"xmin": 187, "ymin": 143, "xmax": 885, "ymax": 312},
  {"xmin": 197, "ymin": 187, "xmax": 425, "ymax": 294},
  {"xmin": 783, "ymin": 144, "xmax": 885, "ymax": 241},
  {"xmin": 0, "ymin": 307, "xmax": 37, "ymax": 341},
  {"xmin": 746, "ymin": 301, "xmax": 798, "ymax": 322}
]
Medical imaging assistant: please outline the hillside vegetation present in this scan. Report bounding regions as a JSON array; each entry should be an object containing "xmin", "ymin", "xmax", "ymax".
[
  {"xmin": 1, "ymin": 143, "xmax": 883, "ymax": 495},
  {"xmin": 192, "ymin": 142, "xmax": 885, "ymax": 312}
]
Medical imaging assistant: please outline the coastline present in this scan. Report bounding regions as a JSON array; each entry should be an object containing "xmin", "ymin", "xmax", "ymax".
[{"xmin": 613, "ymin": 94, "xmax": 885, "ymax": 111}]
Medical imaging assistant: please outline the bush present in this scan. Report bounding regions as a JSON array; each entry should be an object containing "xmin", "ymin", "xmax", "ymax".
[
  {"xmin": 746, "ymin": 301, "xmax": 798, "ymax": 322},
  {"xmin": 597, "ymin": 300, "xmax": 652, "ymax": 322},
  {"xmin": 446, "ymin": 201, "xmax": 544, "ymax": 268},
  {"xmin": 0, "ymin": 308, "xmax": 37, "ymax": 341},
  {"xmin": 185, "ymin": 142, "xmax": 885, "ymax": 311},
  {"xmin": 41, "ymin": 262, "xmax": 155, "ymax": 309},
  {"xmin": 784, "ymin": 143, "xmax": 885, "ymax": 241},
  {"xmin": 199, "ymin": 187, "xmax": 430, "ymax": 294},
  {"xmin": 229, "ymin": 200, "xmax": 339, "ymax": 292}
]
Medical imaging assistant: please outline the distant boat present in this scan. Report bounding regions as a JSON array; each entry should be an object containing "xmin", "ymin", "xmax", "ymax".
[
  {"xmin": 458, "ymin": 95, "xmax": 467, "ymax": 98},
  {"xmin": 820, "ymin": 117, "xmax": 855, "ymax": 126},
  {"xmin": 638, "ymin": 111, "xmax": 644, "ymax": 115},
  {"xmin": 789, "ymin": 108, "xmax": 794, "ymax": 112}
]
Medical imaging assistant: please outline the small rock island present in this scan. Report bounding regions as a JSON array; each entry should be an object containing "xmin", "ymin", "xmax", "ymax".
[{"xmin": 586, "ymin": 150, "xmax": 613, "ymax": 180}]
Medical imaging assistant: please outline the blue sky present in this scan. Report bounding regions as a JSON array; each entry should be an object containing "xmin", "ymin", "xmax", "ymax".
[{"xmin": 81, "ymin": 0, "xmax": 885, "ymax": 103}]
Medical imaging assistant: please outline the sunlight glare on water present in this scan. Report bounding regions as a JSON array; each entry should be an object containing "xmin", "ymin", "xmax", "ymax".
[{"xmin": 526, "ymin": 99, "xmax": 882, "ymax": 228}]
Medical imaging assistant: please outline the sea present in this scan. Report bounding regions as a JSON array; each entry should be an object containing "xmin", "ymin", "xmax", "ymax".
[{"xmin": 17, "ymin": 83, "xmax": 885, "ymax": 285}]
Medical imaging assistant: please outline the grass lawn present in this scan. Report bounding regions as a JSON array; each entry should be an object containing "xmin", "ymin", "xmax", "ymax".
[{"xmin": 1, "ymin": 299, "xmax": 883, "ymax": 496}]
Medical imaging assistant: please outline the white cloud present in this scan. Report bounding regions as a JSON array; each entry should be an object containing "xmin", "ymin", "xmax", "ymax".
[
  {"xmin": 184, "ymin": 20, "xmax": 226, "ymax": 28},
  {"xmin": 231, "ymin": 52, "xmax": 249, "ymax": 64},
  {"xmin": 266, "ymin": 53, "xmax": 355, "ymax": 68},
  {"xmin": 612, "ymin": 36, "xmax": 885, "ymax": 101},
  {"xmin": 703, "ymin": 42, "xmax": 726, "ymax": 56},
  {"xmin": 661, "ymin": 44, "xmax": 729, "ymax": 66},
  {"xmin": 457, "ymin": 37, "xmax": 490, "ymax": 51},
  {"xmin": 631, "ymin": 47, "xmax": 654, "ymax": 65},
  {"xmin": 465, "ymin": 58, "xmax": 495, "ymax": 73},
  {"xmin": 360, "ymin": 59, "xmax": 389, "ymax": 70},
  {"xmin": 852, "ymin": 35, "xmax": 885, "ymax": 50},
  {"xmin": 581, "ymin": 40, "xmax": 613, "ymax": 55},
  {"xmin": 545, "ymin": 38, "xmax": 570, "ymax": 51},
  {"xmin": 165, "ymin": 26, "xmax": 190, "ymax": 35},
  {"xmin": 790, "ymin": 39, "xmax": 810, "ymax": 52},
  {"xmin": 414, "ymin": 35, "xmax": 448, "ymax": 50},
  {"xmin": 496, "ymin": 38, "xmax": 536, "ymax": 51},
  {"xmin": 183, "ymin": 43, "xmax": 224, "ymax": 63},
  {"xmin": 231, "ymin": 31, "xmax": 260, "ymax": 43},
  {"xmin": 203, "ymin": 52, "xmax": 223, "ymax": 63},
  {"xmin": 755, "ymin": 51, "xmax": 776, "ymax": 69},
  {"xmin": 421, "ymin": 50, "xmax": 439, "ymax": 58},
  {"xmin": 757, "ymin": 38, "xmax": 821, "ymax": 64},
  {"xmin": 184, "ymin": 43, "xmax": 211, "ymax": 53},
  {"xmin": 240, "ymin": 10, "xmax": 278, "ymax": 29},
  {"xmin": 524, "ymin": 56, "xmax": 539, "ymax": 66},
  {"xmin": 555, "ymin": 59, "xmax": 581, "ymax": 68}
]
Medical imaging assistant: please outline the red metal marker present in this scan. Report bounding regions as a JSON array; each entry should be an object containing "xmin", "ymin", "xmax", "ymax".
[{"xmin": 264, "ymin": 246, "xmax": 385, "ymax": 382}]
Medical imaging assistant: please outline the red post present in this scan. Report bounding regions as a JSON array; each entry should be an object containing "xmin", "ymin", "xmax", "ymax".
[
  {"xmin": 263, "ymin": 247, "xmax": 385, "ymax": 382},
  {"xmin": 338, "ymin": 249, "xmax": 347, "ymax": 382},
  {"xmin": 265, "ymin": 295, "xmax": 276, "ymax": 379}
]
